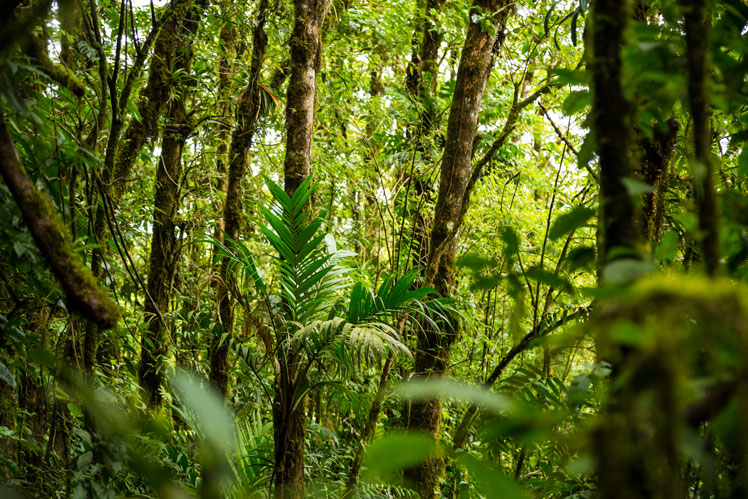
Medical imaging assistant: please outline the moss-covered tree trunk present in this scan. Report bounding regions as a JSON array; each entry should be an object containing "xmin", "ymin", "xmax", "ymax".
[
  {"xmin": 137, "ymin": 99, "xmax": 189, "ymax": 405},
  {"xmin": 405, "ymin": 1, "xmax": 511, "ymax": 497},
  {"xmin": 282, "ymin": 0, "xmax": 328, "ymax": 195},
  {"xmin": 137, "ymin": 0, "xmax": 207, "ymax": 405},
  {"xmin": 589, "ymin": 1, "xmax": 656, "ymax": 498},
  {"xmin": 592, "ymin": 0, "xmax": 639, "ymax": 268},
  {"xmin": 208, "ymin": 0, "xmax": 269, "ymax": 399},
  {"xmin": 272, "ymin": 0, "xmax": 329, "ymax": 497},
  {"xmin": 211, "ymin": 13, "xmax": 237, "ymax": 245},
  {"xmin": 681, "ymin": 0, "xmax": 719, "ymax": 275},
  {"xmin": 631, "ymin": 2, "xmax": 679, "ymax": 243}
]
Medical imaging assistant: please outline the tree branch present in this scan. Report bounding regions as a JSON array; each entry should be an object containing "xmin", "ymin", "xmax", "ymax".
[
  {"xmin": 451, "ymin": 306, "xmax": 589, "ymax": 448},
  {"xmin": 0, "ymin": 112, "xmax": 119, "ymax": 328}
]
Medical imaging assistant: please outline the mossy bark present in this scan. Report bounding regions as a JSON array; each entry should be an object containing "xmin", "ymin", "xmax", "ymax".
[
  {"xmin": 633, "ymin": 119, "xmax": 679, "ymax": 242},
  {"xmin": 404, "ymin": 1, "xmax": 512, "ymax": 497},
  {"xmin": 138, "ymin": 98, "xmax": 189, "ymax": 406},
  {"xmin": 282, "ymin": 0, "xmax": 329, "ymax": 196},
  {"xmin": 589, "ymin": 1, "xmax": 653, "ymax": 497},
  {"xmin": 137, "ymin": 0, "xmax": 208, "ymax": 406},
  {"xmin": 0, "ymin": 112, "xmax": 119, "ymax": 328},
  {"xmin": 211, "ymin": 14, "xmax": 237, "ymax": 245},
  {"xmin": 681, "ymin": 0, "xmax": 719, "ymax": 275},
  {"xmin": 591, "ymin": 0, "xmax": 639, "ymax": 268},
  {"xmin": 208, "ymin": 0, "xmax": 269, "ymax": 399}
]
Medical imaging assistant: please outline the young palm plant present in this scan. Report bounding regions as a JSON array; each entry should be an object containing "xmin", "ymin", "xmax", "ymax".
[{"xmin": 212, "ymin": 177, "xmax": 453, "ymax": 498}]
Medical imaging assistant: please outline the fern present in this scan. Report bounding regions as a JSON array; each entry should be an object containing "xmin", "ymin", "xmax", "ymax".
[{"xmin": 210, "ymin": 176, "xmax": 455, "ymax": 364}]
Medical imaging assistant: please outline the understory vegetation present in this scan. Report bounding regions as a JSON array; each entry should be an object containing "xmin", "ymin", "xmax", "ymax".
[{"xmin": 2, "ymin": 0, "xmax": 748, "ymax": 497}]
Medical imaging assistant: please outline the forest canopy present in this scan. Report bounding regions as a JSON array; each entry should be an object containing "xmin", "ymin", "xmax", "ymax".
[{"xmin": 1, "ymin": 0, "xmax": 748, "ymax": 497}]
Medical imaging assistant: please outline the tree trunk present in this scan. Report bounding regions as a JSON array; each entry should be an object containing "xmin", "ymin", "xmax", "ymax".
[
  {"xmin": 272, "ymin": 371, "xmax": 306, "ymax": 499},
  {"xmin": 405, "ymin": 1, "xmax": 512, "ymax": 497},
  {"xmin": 282, "ymin": 0, "xmax": 329, "ymax": 196},
  {"xmin": 630, "ymin": 3, "xmax": 679, "ymax": 243},
  {"xmin": 682, "ymin": 0, "xmax": 719, "ymax": 275},
  {"xmin": 138, "ymin": 0, "xmax": 207, "ymax": 404},
  {"xmin": 138, "ymin": 97, "xmax": 189, "ymax": 406},
  {"xmin": 589, "ymin": 1, "xmax": 652, "ymax": 498},
  {"xmin": 592, "ymin": 0, "xmax": 639, "ymax": 268},
  {"xmin": 211, "ymin": 14, "xmax": 237, "ymax": 246},
  {"xmin": 271, "ymin": 0, "xmax": 329, "ymax": 495},
  {"xmin": 208, "ymin": 0, "xmax": 270, "ymax": 399},
  {"xmin": 633, "ymin": 119, "xmax": 679, "ymax": 242}
]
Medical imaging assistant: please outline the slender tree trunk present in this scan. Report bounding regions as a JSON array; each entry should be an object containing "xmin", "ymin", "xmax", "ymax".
[
  {"xmin": 138, "ymin": 0, "xmax": 207, "ymax": 405},
  {"xmin": 208, "ymin": 0, "xmax": 269, "ymax": 398},
  {"xmin": 282, "ymin": 0, "xmax": 329, "ymax": 195},
  {"xmin": 271, "ymin": 0, "xmax": 329, "ymax": 496},
  {"xmin": 211, "ymin": 14, "xmax": 237, "ymax": 246},
  {"xmin": 631, "ymin": 2, "xmax": 679, "ymax": 243},
  {"xmin": 405, "ymin": 2, "xmax": 512, "ymax": 497},
  {"xmin": 592, "ymin": 0, "xmax": 639, "ymax": 268},
  {"xmin": 682, "ymin": 0, "xmax": 719, "ymax": 275}
]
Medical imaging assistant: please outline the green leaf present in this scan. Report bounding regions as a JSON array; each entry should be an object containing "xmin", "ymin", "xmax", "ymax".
[
  {"xmin": 737, "ymin": 148, "xmax": 748, "ymax": 177},
  {"xmin": 622, "ymin": 177, "xmax": 654, "ymax": 196},
  {"xmin": 578, "ymin": 132, "xmax": 595, "ymax": 172},
  {"xmin": 0, "ymin": 361, "xmax": 16, "ymax": 388},
  {"xmin": 456, "ymin": 254, "xmax": 494, "ymax": 271},
  {"xmin": 562, "ymin": 90, "xmax": 590, "ymax": 115},
  {"xmin": 602, "ymin": 259, "xmax": 655, "ymax": 284},
  {"xmin": 395, "ymin": 379, "xmax": 512, "ymax": 413},
  {"xmin": 549, "ymin": 206, "xmax": 595, "ymax": 240},
  {"xmin": 525, "ymin": 265, "xmax": 571, "ymax": 290},
  {"xmin": 364, "ymin": 432, "xmax": 437, "ymax": 475},
  {"xmin": 456, "ymin": 453, "xmax": 530, "ymax": 499},
  {"xmin": 655, "ymin": 231, "xmax": 679, "ymax": 263},
  {"xmin": 502, "ymin": 227, "xmax": 520, "ymax": 259},
  {"xmin": 173, "ymin": 370, "xmax": 234, "ymax": 452},
  {"xmin": 264, "ymin": 177, "xmax": 292, "ymax": 212},
  {"xmin": 564, "ymin": 246, "xmax": 596, "ymax": 270}
]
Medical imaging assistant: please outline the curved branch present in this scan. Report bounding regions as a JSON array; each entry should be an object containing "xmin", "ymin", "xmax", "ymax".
[
  {"xmin": 452, "ymin": 306, "xmax": 588, "ymax": 448},
  {"xmin": 0, "ymin": 112, "xmax": 119, "ymax": 328}
]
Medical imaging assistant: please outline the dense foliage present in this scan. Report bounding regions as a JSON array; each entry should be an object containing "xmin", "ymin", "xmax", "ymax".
[{"xmin": 1, "ymin": 0, "xmax": 748, "ymax": 497}]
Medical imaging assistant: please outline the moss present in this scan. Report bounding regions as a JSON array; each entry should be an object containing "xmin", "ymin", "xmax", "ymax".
[{"xmin": 0, "ymin": 115, "xmax": 120, "ymax": 328}]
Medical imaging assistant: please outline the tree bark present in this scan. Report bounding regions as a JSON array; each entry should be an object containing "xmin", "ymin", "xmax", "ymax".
[
  {"xmin": 0, "ymin": 112, "xmax": 119, "ymax": 328},
  {"xmin": 282, "ymin": 0, "xmax": 329, "ymax": 196},
  {"xmin": 208, "ymin": 0, "xmax": 270, "ymax": 399},
  {"xmin": 270, "ymin": 0, "xmax": 329, "ymax": 496},
  {"xmin": 592, "ymin": 0, "xmax": 639, "ymax": 268},
  {"xmin": 682, "ymin": 0, "xmax": 719, "ymax": 275},
  {"xmin": 589, "ymin": 1, "xmax": 653, "ymax": 498},
  {"xmin": 137, "ymin": 97, "xmax": 189, "ymax": 406},
  {"xmin": 138, "ymin": 0, "xmax": 207, "ymax": 405},
  {"xmin": 404, "ymin": 1, "xmax": 512, "ymax": 497},
  {"xmin": 211, "ymin": 13, "xmax": 237, "ymax": 245}
]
